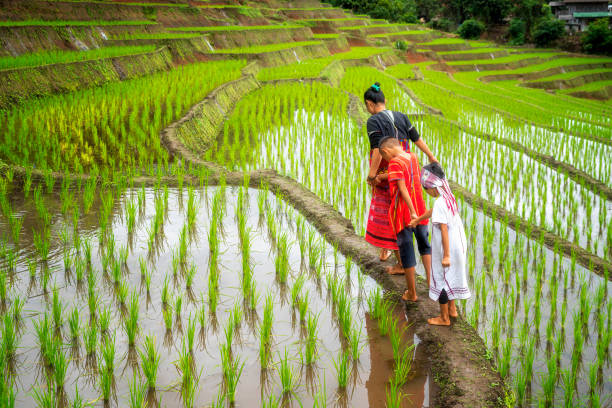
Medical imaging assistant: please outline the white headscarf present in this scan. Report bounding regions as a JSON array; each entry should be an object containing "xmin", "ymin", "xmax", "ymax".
[{"xmin": 421, "ymin": 168, "xmax": 458, "ymax": 216}]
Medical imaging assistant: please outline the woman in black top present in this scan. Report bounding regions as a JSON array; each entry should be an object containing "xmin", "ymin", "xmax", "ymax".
[{"xmin": 363, "ymin": 82, "xmax": 437, "ymax": 274}]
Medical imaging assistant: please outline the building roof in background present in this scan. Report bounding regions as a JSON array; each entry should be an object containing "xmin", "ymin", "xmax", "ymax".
[{"xmin": 573, "ymin": 11, "xmax": 612, "ymax": 17}]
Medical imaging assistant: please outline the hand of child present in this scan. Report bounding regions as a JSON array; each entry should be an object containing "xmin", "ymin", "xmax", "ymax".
[
  {"xmin": 442, "ymin": 256, "xmax": 451, "ymax": 267},
  {"xmin": 408, "ymin": 218, "xmax": 419, "ymax": 228}
]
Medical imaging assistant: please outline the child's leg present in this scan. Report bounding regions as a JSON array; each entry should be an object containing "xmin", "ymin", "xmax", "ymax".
[
  {"xmin": 449, "ymin": 300, "xmax": 458, "ymax": 318},
  {"xmin": 428, "ymin": 289, "xmax": 451, "ymax": 326},
  {"xmin": 402, "ymin": 266, "xmax": 417, "ymax": 301},
  {"xmin": 415, "ymin": 225, "xmax": 432, "ymax": 287},
  {"xmin": 385, "ymin": 251, "xmax": 404, "ymax": 275}
]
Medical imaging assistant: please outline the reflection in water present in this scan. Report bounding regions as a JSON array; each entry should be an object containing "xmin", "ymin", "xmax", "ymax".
[{"xmin": 365, "ymin": 308, "xmax": 431, "ymax": 407}]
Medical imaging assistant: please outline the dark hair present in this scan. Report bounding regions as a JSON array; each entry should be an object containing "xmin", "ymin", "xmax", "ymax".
[
  {"xmin": 379, "ymin": 136, "xmax": 399, "ymax": 149},
  {"xmin": 364, "ymin": 82, "xmax": 385, "ymax": 104},
  {"xmin": 422, "ymin": 162, "xmax": 445, "ymax": 179}
]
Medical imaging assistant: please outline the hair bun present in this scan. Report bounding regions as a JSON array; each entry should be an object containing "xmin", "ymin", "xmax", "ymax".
[{"xmin": 371, "ymin": 82, "xmax": 381, "ymax": 92}]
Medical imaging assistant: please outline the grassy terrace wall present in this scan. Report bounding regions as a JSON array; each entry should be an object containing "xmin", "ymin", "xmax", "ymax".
[
  {"xmin": 205, "ymin": 43, "xmax": 330, "ymax": 67},
  {"xmin": 0, "ymin": 24, "xmax": 162, "ymax": 56},
  {"xmin": 0, "ymin": 46, "xmax": 173, "ymax": 108},
  {"xmin": 524, "ymin": 70, "xmax": 612, "ymax": 90},
  {"xmin": 206, "ymin": 26, "xmax": 314, "ymax": 49}
]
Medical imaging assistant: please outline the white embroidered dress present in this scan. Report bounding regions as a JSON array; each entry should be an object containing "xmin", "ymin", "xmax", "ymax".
[{"xmin": 429, "ymin": 196, "xmax": 471, "ymax": 302}]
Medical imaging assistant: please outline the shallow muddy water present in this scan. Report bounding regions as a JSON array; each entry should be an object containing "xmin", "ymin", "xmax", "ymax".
[{"xmin": 0, "ymin": 185, "xmax": 433, "ymax": 407}]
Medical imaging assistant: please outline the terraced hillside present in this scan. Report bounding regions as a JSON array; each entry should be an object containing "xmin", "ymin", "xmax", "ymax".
[{"xmin": 0, "ymin": 0, "xmax": 610, "ymax": 407}]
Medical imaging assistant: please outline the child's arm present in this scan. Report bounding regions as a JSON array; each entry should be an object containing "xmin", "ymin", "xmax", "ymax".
[
  {"xmin": 397, "ymin": 179, "xmax": 417, "ymax": 219},
  {"xmin": 367, "ymin": 149, "xmax": 382, "ymax": 185},
  {"xmin": 440, "ymin": 223, "xmax": 451, "ymax": 267},
  {"xmin": 408, "ymin": 208, "xmax": 432, "ymax": 228}
]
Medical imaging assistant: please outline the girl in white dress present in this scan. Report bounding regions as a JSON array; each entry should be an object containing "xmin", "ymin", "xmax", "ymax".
[{"xmin": 409, "ymin": 162, "xmax": 470, "ymax": 326}]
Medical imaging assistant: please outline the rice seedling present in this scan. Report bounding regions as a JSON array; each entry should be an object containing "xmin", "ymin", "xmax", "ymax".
[
  {"xmin": 1, "ymin": 313, "xmax": 17, "ymax": 359},
  {"xmin": 186, "ymin": 314, "xmax": 196, "ymax": 352},
  {"xmin": 385, "ymin": 379, "xmax": 405, "ymax": 408},
  {"xmin": 277, "ymin": 348, "xmax": 299, "ymax": 395},
  {"xmin": 124, "ymin": 292, "xmax": 140, "ymax": 346},
  {"xmin": 128, "ymin": 371, "xmax": 148, "ymax": 408},
  {"xmin": 83, "ymin": 323, "xmax": 98, "ymax": 356},
  {"xmin": 68, "ymin": 307, "xmax": 79, "ymax": 341},
  {"xmin": 139, "ymin": 335, "xmax": 161, "ymax": 390},
  {"xmin": 185, "ymin": 264, "xmax": 196, "ymax": 289},
  {"xmin": 51, "ymin": 285, "xmax": 64, "ymax": 328},
  {"xmin": 348, "ymin": 324, "xmax": 363, "ymax": 360},
  {"xmin": 31, "ymin": 384, "xmax": 56, "ymax": 408},
  {"xmin": 162, "ymin": 276, "xmax": 170, "ymax": 306},
  {"xmin": 163, "ymin": 307, "xmax": 173, "ymax": 332},
  {"xmin": 290, "ymin": 274, "xmax": 306, "ymax": 308},
  {"xmin": 221, "ymin": 345, "xmax": 244, "ymax": 405},
  {"xmin": 99, "ymin": 361, "xmax": 113, "ymax": 402},
  {"xmin": 393, "ymin": 344, "xmax": 416, "ymax": 386},
  {"xmin": 101, "ymin": 333, "xmax": 116, "ymax": 373},
  {"xmin": 52, "ymin": 345, "xmax": 69, "ymax": 390},
  {"xmin": 175, "ymin": 294, "xmax": 183, "ymax": 321},
  {"xmin": 275, "ymin": 233, "xmax": 290, "ymax": 284},
  {"xmin": 333, "ymin": 350, "xmax": 350, "ymax": 389}
]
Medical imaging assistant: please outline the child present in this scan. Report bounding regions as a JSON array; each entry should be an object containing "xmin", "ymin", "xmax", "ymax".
[
  {"xmin": 378, "ymin": 137, "xmax": 432, "ymax": 302},
  {"xmin": 410, "ymin": 162, "xmax": 470, "ymax": 326}
]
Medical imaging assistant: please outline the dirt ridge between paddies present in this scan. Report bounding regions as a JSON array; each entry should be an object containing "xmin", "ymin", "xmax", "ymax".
[{"xmin": 157, "ymin": 73, "xmax": 508, "ymax": 407}]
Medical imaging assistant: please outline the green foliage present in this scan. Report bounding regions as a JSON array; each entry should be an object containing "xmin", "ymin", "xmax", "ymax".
[
  {"xmin": 582, "ymin": 18, "xmax": 612, "ymax": 56},
  {"xmin": 508, "ymin": 18, "xmax": 526, "ymax": 45},
  {"xmin": 532, "ymin": 18, "xmax": 565, "ymax": 47},
  {"xmin": 429, "ymin": 18, "xmax": 454, "ymax": 32},
  {"xmin": 458, "ymin": 19, "xmax": 485, "ymax": 39}
]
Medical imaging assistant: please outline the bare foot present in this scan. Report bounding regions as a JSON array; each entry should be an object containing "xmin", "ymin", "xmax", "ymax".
[
  {"xmin": 386, "ymin": 264, "xmax": 404, "ymax": 275},
  {"xmin": 402, "ymin": 290, "xmax": 418, "ymax": 302},
  {"xmin": 379, "ymin": 248, "xmax": 391, "ymax": 261},
  {"xmin": 449, "ymin": 301, "xmax": 458, "ymax": 318},
  {"xmin": 428, "ymin": 316, "xmax": 450, "ymax": 326}
]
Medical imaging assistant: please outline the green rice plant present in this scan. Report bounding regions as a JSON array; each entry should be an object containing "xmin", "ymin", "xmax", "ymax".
[
  {"xmin": 588, "ymin": 362, "xmax": 600, "ymax": 408},
  {"xmin": 298, "ymin": 293, "xmax": 309, "ymax": 322},
  {"xmin": 128, "ymin": 371, "xmax": 148, "ymax": 408},
  {"xmin": 176, "ymin": 340, "xmax": 199, "ymax": 408},
  {"xmin": 51, "ymin": 285, "xmax": 64, "ymax": 328},
  {"xmin": 117, "ymin": 280, "xmax": 129, "ymax": 306},
  {"xmin": 32, "ymin": 228, "xmax": 50, "ymax": 261},
  {"xmin": 1, "ymin": 312, "xmax": 17, "ymax": 359},
  {"xmin": 124, "ymin": 292, "xmax": 140, "ymax": 346},
  {"xmin": 9, "ymin": 215, "xmax": 22, "ymax": 245},
  {"xmin": 68, "ymin": 307, "xmax": 79, "ymax": 341},
  {"xmin": 139, "ymin": 335, "xmax": 161, "ymax": 390},
  {"xmin": 367, "ymin": 287, "xmax": 383, "ymax": 320},
  {"xmin": 348, "ymin": 324, "xmax": 363, "ymax": 361},
  {"xmin": 221, "ymin": 345, "xmax": 244, "ymax": 405},
  {"xmin": 290, "ymin": 274, "xmax": 306, "ymax": 307},
  {"xmin": 53, "ymin": 346, "xmax": 69, "ymax": 390},
  {"xmin": 185, "ymin": 264, "xmax": 196, "ymax": 289},
  {"xmin": 333, "ymin": 350, "xmax": 350, "ymax": 389},
  {"xmin": 0, "ymin": 270, "xmax": 7, "ymax": 305},
  {"xmin": 393, "ymin": 344, "xmax": 416, "ymax": 386},
  {"xmin": 63, "ymin": 251, "xmax": 72, "ymax": 272},
  {"xmin": 277, "ymin": 348, "xmax": 298, "ymax": 395},
  {"xmin": 83, "ymin": 323, "xmax": 98, "ymax": 356},
  {"xmin": 275, "ymin": 233, "xmax": 290, "ymax": 284},
  {"xmin": 162, "ymin": 276, "xmax": 170, "ymax": 305},
  {"xmin": 262, "ymin": 393, "xmax": 280, "ymax": 408},
  {"xmin": 208, "ymin": 269, "xmax": 219, "ymax": 315},
  {"xmin": 175, "ymin": 294, "xmax": 183, "ymax": 321},
  {"xmin": 312, "ymin": 376, "xmax": 327, "ymax": 408},
  {"xmin": 389, "ymin": 318, "xmax": 406, "ymax": 358},
  {"xmin": 385, "ymin": 379, "xmax": 405, "ymax": 408},
  {"xmin": 99, "ymin": 361, "xmax": 113, "ymax": 401},
  {"xmin": 31, "ymin": 384, "xmax": 56, "ymax": 408},
  {"xmin": 561, "ymin": 368, "xmax": 576, "ymax": 407},
  {"xmin": 186, "ymin": 314, "xmax": 196, "ymax": 352},
  {"xmin": 163, "ymin": 307, "xmax": 173, "ymax": 332},
  {"xmin": 539, "ymin": 353, "xmax": 557, "ymax": 406},
  {"xmin": 101, "ymin": 333, "xmax": 116, "ymax": 373},
  {"xmin": 10, "ymin": 296, "xmax": 24, "ymax": 323},
  {"xmin": 111, "ymin": 259, "xmax": 122, "ymax": 284}
]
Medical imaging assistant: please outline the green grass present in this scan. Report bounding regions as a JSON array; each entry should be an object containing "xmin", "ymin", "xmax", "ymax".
[
  {"xmin": 340, "ymin": 23, "xmax": 406, "ymax": 30},
  {"xmin": 420, "ymin": 38, "xmax": 466, "ymax": 45},
  {"xmin": 479, "ymin": 57, "xmax": 612, "ymax": 76},
  {"xmin": 438, "ymin": 47, "xmax": 508, "ymax": 55},
  {"xmin": 385, "ymin": 63, "xmax": 414, "ymax": 79},
  {"xmin": 212, "ymin": 41, "xmax": 321, "ymax": 54},
  {"xmin": 559, "ymin": 80, "xmax": 612, "ymax": 94},
  {"xmin": 447, "ymin": 52, "xmax": 561, "ymax": 66},
  {"xmin": 302, "ymin": 18, "xmax": 367, "ymax": 22},
  {"xmin": 528, "ymin": 68, "xmax": 612, "ymax": 82},
  {"xmin": 257, "ymin": 57, "xmax": 333, "ymax": 81},
  {"xmin": 0, "ymin": 45, "xmax": 157, "ymax": 71},
  {"xmin": 168, "ymin": 24, "xmax": 302, "ymax": 32},
  {"xmin": 368, "ymin": 30, "xmax": 430, "ymax": 38},
  {"xmin": 0, "ymin": 19, "xmax": 156, "ymax": 27},
  {"xmin": 113, "ymin": 33, "xmax": 202, "ymax": 40}
]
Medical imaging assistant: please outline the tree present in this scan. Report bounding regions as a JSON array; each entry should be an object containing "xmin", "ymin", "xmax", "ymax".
[
  {"xmin": 507, "ymin": 18, "xmax": 526, "ymax": 44},
  {"xmin": 415, "ymin": 0, "xmax": 441, "ymax": 21},
  {"xmin": 511, "ymin": 0, "xmax": 548, "ymax": 39},
  {"xmin": 469, "ymin": 0, "xmax": 512, "ymax": 24},
  {"xmin": 532, "ymin": 17, "xmax": 565, "ymax": 47},
  {"xmin": 582, "ymin": 18, "xmax": 612, "ymax": 55},
  {"xmin": 458, "ymin": 18, "xmax": 485, "ymax": 38}
]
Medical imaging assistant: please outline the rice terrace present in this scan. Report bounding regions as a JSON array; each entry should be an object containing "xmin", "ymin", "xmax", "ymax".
[{"xmin": 0, "ymin": 0, "xmax": 610, "ymax": 406}]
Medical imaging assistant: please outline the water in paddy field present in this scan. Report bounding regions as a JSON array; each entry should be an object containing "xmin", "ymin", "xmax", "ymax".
[{"xmin": 0, "ymin": 185, "xmax": 433, "ymax": 407}]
